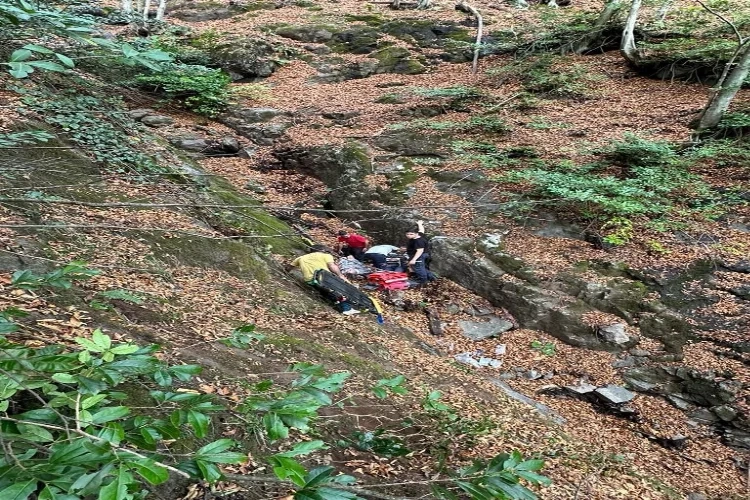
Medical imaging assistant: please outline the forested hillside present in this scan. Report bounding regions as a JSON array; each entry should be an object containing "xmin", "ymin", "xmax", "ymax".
[{"xmin": 1, "ymin": 0, "xmax": 749, "ymax": 498}]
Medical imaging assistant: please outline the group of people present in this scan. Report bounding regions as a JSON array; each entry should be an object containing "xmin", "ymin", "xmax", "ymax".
[
  {"xmin": 336, "ymin": 220, "xmax": 435, "ymax": 285},
  {"xmin": 290, "ymin": 221, "xmax": 436, "ymax": 315}
]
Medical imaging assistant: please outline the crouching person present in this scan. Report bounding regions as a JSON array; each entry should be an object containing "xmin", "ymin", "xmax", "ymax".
[
  {"xmin": 291, "ymin": 246, "xmax": 361, "ymax": 315},
  {"xmin": 363, "ymin": 244, "xmax": 400, "ymax": 270}
]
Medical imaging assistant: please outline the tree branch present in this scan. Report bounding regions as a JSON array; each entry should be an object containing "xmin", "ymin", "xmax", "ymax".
[
  {"xmin": 694, "ymin": 0, "xmax": 744, "ymax": 45},
  {"xmin": 0, "ymin": 416, "xmax": 191, "ymax": 479}
]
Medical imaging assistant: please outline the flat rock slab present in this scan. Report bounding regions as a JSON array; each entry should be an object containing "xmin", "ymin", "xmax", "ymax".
[
  {"xmin": 595, "ymin": 384, "xmax": 635, "ymax": 405},
  {"xmin": 458, "ymin": 315, "xmax": 513, "ymax": 341}
]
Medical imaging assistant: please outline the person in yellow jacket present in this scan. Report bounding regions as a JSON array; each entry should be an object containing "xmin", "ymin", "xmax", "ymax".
[{"xmin": 292, "ymin": 247, "xmax": 361, "ymax": 315}]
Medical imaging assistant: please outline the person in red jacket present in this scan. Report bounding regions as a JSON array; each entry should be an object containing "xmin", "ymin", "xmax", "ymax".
[{"xmin": 335, "ymin": 230, "xmax": 368, "ymax": 261}]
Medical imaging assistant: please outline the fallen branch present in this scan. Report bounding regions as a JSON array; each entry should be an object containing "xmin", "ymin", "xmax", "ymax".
[{"xmin": 456, "ymin": 1, "xmax": 483, "ymax": 74}]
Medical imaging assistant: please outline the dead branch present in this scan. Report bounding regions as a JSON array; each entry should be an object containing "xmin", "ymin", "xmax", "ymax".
[{"xmin": 456, "ymin": 1, "xmax": 483, "ymax": 74}]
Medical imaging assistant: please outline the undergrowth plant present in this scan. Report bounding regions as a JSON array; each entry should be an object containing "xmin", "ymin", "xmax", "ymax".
[
  {"xmin": 136, "ymin": 63, "xmax": 231, "ymax": 117},
  {"xmin": 19, "ymin": 89, "xmax": 165, "ymax": 174}
]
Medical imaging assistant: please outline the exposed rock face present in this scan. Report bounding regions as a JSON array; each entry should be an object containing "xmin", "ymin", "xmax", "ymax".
[
  {"xmin": 206, "ymin": 37, "xmax": 281, "ymax": 78},
  {"xmin": 429, "ymin": 236, "xmax": 639, "ymax": 351},
  {"xmin": 623, "ymin": 366, "xmax": 741, "ymax": 407},
  {"xmin": 458, "ymin": 316, "xmax": 514, "ymax": 341},
  {"xmin": 276, "ymin": 25, "xmax": 334, "ymax": 43},
  {"xmin": 168, "ymin": 134, "xmax": 241, "ymax": 157},
  {"xmin": 372, "ymin": 129, "xmax": 446, "ymax": 157},
  {"xmin": 219, "ymin": 107, "xmax": 292, "ymax": 146},
  {"xmin": 274, "ymin": 142, "xmax": 417, "ymax": 242}
]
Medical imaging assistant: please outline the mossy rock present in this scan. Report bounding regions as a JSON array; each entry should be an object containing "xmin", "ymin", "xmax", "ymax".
[
  {"xmin": 369, "ymin": 47, "xmax": 426, "ymax": 75},
  {"xmin": 328, "ymin": 26, "xmax": 382, "ymax": 54},
  {"xmin": 275, "ymin": 24, "xmax": 336, "ymax": 43},
  {"xmin": 206, "ymin": 37, "xmax": 282, "ymax": 78}
]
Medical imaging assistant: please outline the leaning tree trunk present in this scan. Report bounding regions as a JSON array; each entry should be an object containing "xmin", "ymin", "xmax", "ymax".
[
  {"xmin": 121, "ymin": 0, "xmax": 132, "ymax": 14},
  {"xmin": 155, "ymin": 0, "xmax": 167, "ymax": 20},
  {"xmin": 564, "ymin": 0, "xmax": 623, "ymax": 55},
  {"xmin": 620, "ymin": 0, "xmax": 642, "ymax": 64},
  {"xmin": 142, "ymin": 0, "xmax": 151, "ymax": 20},
  {"xmin": 696, "ymin": 42, "xmax": 750, "ymax": 130}
]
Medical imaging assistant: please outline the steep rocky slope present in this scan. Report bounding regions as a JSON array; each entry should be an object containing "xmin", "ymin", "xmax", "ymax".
[{"xmin": 2, "ymin": 0, "xmax": 750, "ymax": 498}]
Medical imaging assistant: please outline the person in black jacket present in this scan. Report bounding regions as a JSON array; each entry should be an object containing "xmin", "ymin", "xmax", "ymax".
[{"xmin": 405, "ymin": 220, "xmax": 435, "ymax": 285}]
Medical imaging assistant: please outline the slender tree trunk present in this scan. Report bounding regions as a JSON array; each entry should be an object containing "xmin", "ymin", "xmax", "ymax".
[
  {"xmin": 696, "ymin": 42, "xmax": 750, "ymax": 130},
  {"xmin": 564, "ymin": 0, "xmax": 622, "ymax": 55},
  {"xmin": 135, "ymin": 0, "xmax": 143, "ymax": 16},
  {"xmin": 415, "ymin": 0, "xmax": 431, "ymax": 9},
  {"xmin": 156, "ymin": 0, "xmax": 167, "ymax": 20},
  {"xmin": 142, "ymin": 0, "xmax": 151, "ymax": 20},
  {"xmin": 121, "ymin": 0, "xmax": 132, "ymax": 14},
  {"xmin": 457, "ymin": 1, "xmax": 483, "ymax": 74},
  {"xmin": 620, "ymin": 0, "xmax": 642, "ymax": 64}
]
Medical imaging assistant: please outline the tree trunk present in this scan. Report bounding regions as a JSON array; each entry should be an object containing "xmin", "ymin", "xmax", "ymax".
[
  {"xmin": 156, "ymin": 0, "xmax": 167, "ymax": 20},
  {"xmin": 415, "ymin": 0, "xmax": 431, "ymax": 9},
  {"xmin": 121, "ymin": 0, "xmax": 132, "ymax": 14},
  {"xmin": 696, "ymin": 42, "xmax": 750, "ymax": 130},
  {"xmin": 564, "ymin": 0, "xmax": 622, "ymax": 55},
  {"xmin": 511, "ymin": 0, "xmax": 529, "ymax": 7},
  {"xmin": 142, "ymin": 0, "xmax": 151, "ymax": 20},
  {"xmin": 620, "ymin": 0, "xmax": 642, "ymax": 64}
]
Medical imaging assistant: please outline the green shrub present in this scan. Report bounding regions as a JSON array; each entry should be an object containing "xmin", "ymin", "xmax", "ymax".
[
  {"xmin": 501, "ymin": 162, "xmax": 709, "ymax": 218},
  {"xmin": 411, "ymin": 85, "xmax": 483, "ymax": 100},
  {"xmin": 490, "ymin": 55, "xmax": 596, "ymax": 98},
  {"xmin": 136, "ymin": 63, "xmax": 231, "ymax": 117},
  {"xmin": 600, "ymin": 133, "xmax": 678, "ymax": 167}
]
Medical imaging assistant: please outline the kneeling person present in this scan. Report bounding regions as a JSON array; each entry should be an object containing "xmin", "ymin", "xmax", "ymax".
[
  {"xmin": 363, "ymin": 244, "xmax": 399, "ymax": 270},
  {"xmin": 292, "ymin": 248, "xmax": 360, "ymax": 315}
]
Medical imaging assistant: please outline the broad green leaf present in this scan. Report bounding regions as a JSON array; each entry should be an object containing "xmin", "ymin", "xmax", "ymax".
[
  {"xmin": 81, "ymin": 394, "xmax": 108, "ymax": 409},
  {"xmin": 55, "ymin": 53, "xmax": 75, "ymax": 68},
  {"xmin": 270, "ymin": 456, "xmax": 306, "ymax": 487},
  {"xmin": 303, "ymin": 466, "xmax": 334, "ymax": 488},
  {"xmin": 91, "ymin": 406, "xmax": 130, "ymax": 424},
  {"xmin": 23, "ymin": 44, "xmax": 53, "ymax": 54},
  {"xmin": 275, "ymin": 440, "xmax": 327, "ymax": 458},
  {"xmin": 8, "ymin": 62, "xmax": 33, "ymax": 79},
  {"xmin": 311, "ymin": 487, "xmax": 358, "ymax": 500},
  {"xmin": 371, "ymin": 387, "xmax": 387, "ymax": 399},
  {"xmin": 516, "ymin": 470, "xmax": 552, "ymax": 486},
  {"xmin": 131, "ymin": 459, "xmax": 169, "ymax": 486},
  {"xmin": 76, "ymin": 337, "xmax": 102, "ymax": 353},
  {"xmin": 196, "ymin": 460, "xmax": 222, "ymax": 483},
  {"xmin": 516, "ymin": 459, "xmax": 545, "ymax": 472},
  {"xmin": 51, "ymin": 373, "xmax": 77, "ymax": 384},
  {"xmin": 120, "ymin": 44, "xmax": 138, "ymax": 58},
  {"xmin": 430, "ymin": 484, "xmax": 459, "ymax": 500},
  {"xmin": 98, "ymin": 466, "xmax": 131, "ymax": 500},
  {"xmin": 0, "ymin": 479, "xmax": 37, "ymax": 500},
  {"xmin": 92, "ymin": 329, "xmax": 111, "ymax": 350},
  {"xmin": 109, "ymin": 344, "xmax": 139, "ymax": 356},
  {"xmin": 169, "ymin": 364, "xmax": 201, "ymax": 381},
  {"xmin": 18, "ymin": 422, "xmax": 55, "ymax": 442},
  {"xmin": 10, "ymin": 49, "xmax": 32, "ymax": 62},
  {"xmin": 187, "ymin": 410, "xmax": 209, "ymax": 438},
  {"xmin": 263, "ymin": 412, "xmax": 288, "ymax": 440},
  {"xmin": 153, "ymin": 370, "xmax": 172, "ymax": 387},
  {"xmin": 456, "ymin": 481, "xmax": 495, "ymax": 500},
  {"xmin": 196, "ymin": 439, "xmax": 246, "ymax": 463}
]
